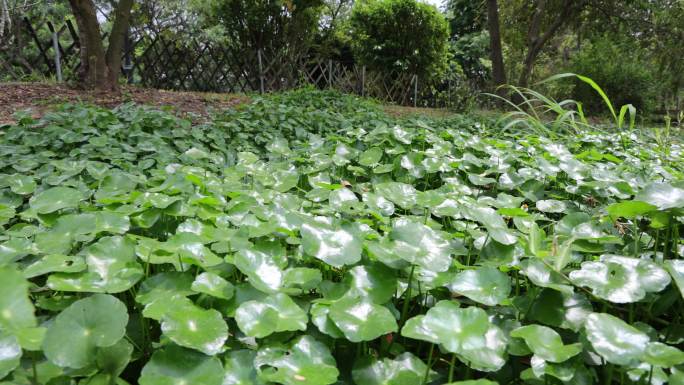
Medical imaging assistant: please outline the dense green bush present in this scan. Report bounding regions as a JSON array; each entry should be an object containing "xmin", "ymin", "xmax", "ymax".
[
  {"xmin": 570, "ymin": 37, "xmax": 656, "ymax": 115},
  {"xmin": 202, "ymin": 0, "xmax": 324, "ymax": 54},
  {"xmin": 349, "ymin": 0, "xmax": 449, "ymax": 79}
]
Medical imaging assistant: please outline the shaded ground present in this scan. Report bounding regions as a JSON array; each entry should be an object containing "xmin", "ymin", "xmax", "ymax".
[
  {"xmin": 0, "ymin": 81, "xmax": 468, "ymax": 125},
  {"xmin": 382, "ymin": 104, "xmax": 459, "ymax": 119},
  {"xmin": 0, "ymin": 82, "xmax": 248, "ymax": 124}
]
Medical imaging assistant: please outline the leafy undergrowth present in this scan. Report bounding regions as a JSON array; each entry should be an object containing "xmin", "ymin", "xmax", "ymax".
[{"xmin": 0, "ymin": 89, "xmax": 683, "ymax": 385}]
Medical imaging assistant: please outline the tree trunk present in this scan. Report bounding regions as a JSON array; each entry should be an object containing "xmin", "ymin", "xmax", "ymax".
[
  {"xmin": 105, "ymin": 0, "xmax": 135, "ymax": 87},
  {"xmin": 517, "ymin": 0, "xmax": 579, "ymax": 88},
  {"xmin": 487, "ymin": 0, "xmax": 506, "ymax": 96},
  {"xmin": 69, "ymin": 0, "xmax": 134, "ymax": 90}
]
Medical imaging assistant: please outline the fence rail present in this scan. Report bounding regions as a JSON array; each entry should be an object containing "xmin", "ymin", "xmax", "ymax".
[{"xmin": 1, "ymin": 18, "xmax": 459, "ymax": 108}]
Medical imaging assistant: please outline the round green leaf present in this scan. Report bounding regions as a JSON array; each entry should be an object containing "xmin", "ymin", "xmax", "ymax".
[
  {"xmin": 401, "ymin": 301, "xmax": 507, "ymax": 371},
  {"xmin": 345, "ymin": 264, "xmax": 397, "ymax": 304},
  {"xmin": 359, "ymin": 147, "xmax": 383, "ymax": 166},
  {"xmin": 0, "ymin": 332, "xmax": 21, "ymax": 379},
  {"xmin": 510, "ymin": 324, "xmax": 582, "ymax": 363},
  {"xmin": 136, "ymin": 272, "xmax": 195, "ymax": 320},
  {"xmin": 7, "ymin": 174, "xmax": 36, "ymax": 195},
  {"xmin": 665, "ymin": 260, "xmax": 684, "ymax": 300},
  {"xmin": 191, "ymin": 272, "xmax": 234, "ymax": 300},
  {"xmin": 139, "ymin": 344, "xmax": 224, "ymax": 385},
  {"xmin": 300, "ymin": 222, "xmax": 362, "ymax": 267},
  {"xmin": 310, "ymin": 302, "xmax": 344, "ymax": 339},
  {"xmin": 43, "ymin": 294, "xmax": 128, "ymax": 368},
  {"xmin": 643, "ymin": 342, "xmax": 684, "ymax": 367},
  {"xmin": 635, "ymin": 182, "xmax": 684, "ymax": 210},
  {"xmin": 536, "ymin": 199, "xmax": 566, "ymax": 213},
  {"xmin": 375, "ymin": 182, "xmax": 418, "ymax": 209},
  {"xmin": 29, "ymin": 187, "xmax": 85, "ymax": 214},
  {"xmin": 569, "ymin": 255, "xmax": 670, "ymax": 303},
  {"xmin": 96, "ymin": 338, "xmax": 133, "ymax": 376},
  {"xmin": 351, "ymin": 352, "xmax": 437, "ymax": 385},
  {"xmin": 234, "ymin": 248, "xmax": 285, "ymax": 293},
  {"xmin": 235, "ymin": 293, "xmax": 307, "ymax": 338},
  {"xmin": 22, "ymin": 254, "xmax": 87, "ymax": 279},
  {"xmin": 584, "ymin": 312, "xmax": 649, "ymax": 365},
  {"xmin": 255, "ymin": 335, "xmax": 339, "ymax": 385},
  {"xmin": 47, "ymin": 236, "xmax": 143, "ymax": 293},
  {"xmin": 161, "ymin": 299, "xmax": 228, "ymax": 355},
  {"xmin": 447, "ymin": 267, "xmax": 511, "ymax": 306},
  {"xmin": 328, "ymin": 297, "xmax": 398, "ymax": 342},
  {"xmin": 0, "ymin": 267, "xmax": 37, "ymax": 331},
  {"xmin": 606, "ymin": 200, "xmax": 657, "ymax": 219},
  {"xmin": 521, "ymin": 258, "xmax": 573, "ymax": 294},
  {"xmin": 223, "ymin": 349, "xmax": 266, "ymax": 385},
  {"xmin": 390, "ymin": 218, "xmax": 452, "ymax": 272}
]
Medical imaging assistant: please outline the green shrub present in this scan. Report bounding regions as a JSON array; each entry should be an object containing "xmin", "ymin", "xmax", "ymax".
[
  {"xmin": 349, "ymin": 0, "xmax": 449, "ymax": 79},
  {"xmin": 570, "ymin": 37, "xmax": 656, "ymax": 115}
]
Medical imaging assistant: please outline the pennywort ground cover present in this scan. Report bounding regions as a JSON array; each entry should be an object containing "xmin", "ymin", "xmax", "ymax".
[{"xmin": 0, "ymin": 89, "xmax": 683, "ymax": 385}]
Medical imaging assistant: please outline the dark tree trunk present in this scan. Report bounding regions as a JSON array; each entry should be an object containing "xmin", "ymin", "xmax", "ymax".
[
  {"xmin": 487, "ymin": 0, "xmax": 507, "ymax": 96},
  {"xmin": 68, "ymin": 0, "xmax": 134, "ymax": 90},
  {"xmin": 105, "ymin": 0, "xmax": 135, "ymax": 87},
  {"xmin": 517, "ymin": 0, "xmax": 583, "ymax": 88}
]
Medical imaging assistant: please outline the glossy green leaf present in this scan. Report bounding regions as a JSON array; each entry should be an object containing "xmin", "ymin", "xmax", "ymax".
[
  {"xmin": 584, "ymin": 312, "xmax": 649, "ymax": 365},
  {"xmin": 665, "ymin": 260, "xmax": 684, "ymax": 299},
  {"xmin": 643, "ymin": 342, "xmax": 684, "ymax": 367},
  {"xmin": 359, "ymin": 147, "xmax": 383, "ymax": 166},
  {"xmin": 345, "ymin": 263, "xmax": 397, "ymax": 304},
  {"xmin": 0, "ymin": 267, "xmax": 37, "ymax": 331},
  {"xmin": 234, "ymin": 248, "xmax": 286, "ymax": 293},
  {"xmin": 0, "ymin": 332, "xmax": 21, "ymax": 379},
  {"xmin": 635, "ymin": 182, "xmax": 684, "ymax": 210},
  {"xmin": 352, "ymin": 352, "xmax": 437, "ymax": 385},
  {"xmin": 606, "ymin": 200, "xmax": 656, "ymax": 219},
  {"xmin": 510, "ymin": 324, "xmax": 582, "ymax": 363},
  {"xmin": 300, "ymin": 222, "xmax": 362, "ymax": 267},
  {"xmin": 161, "ymin": 298, "xmax": 228, "ymax": 355},
  {"xmin": 390, "ymin": 218, "xmax": 453, "ymax": 272},
  {"xmin": 328, "ymin": 296, "xmax": 398, "ymax": 342},
  {"xmin": 7, "ymin": 174, "xmax": 36, "ymax": 195},
  {"xmin": 47, "ymin": 236, "xmax": 144, "ymax": 293},
  {"xmin": 43, "ymin": 294, "xmax": 128, "ymax": 368},
  {"xmin": 191, "ymin": 272, "xmax": 234, "ymax": 299},
  {"xmin": 569, "ymin": 255, "xmax": 670, "ymax": 303},
  {"xmin": 447, "ymin": 267, "xmax": 511, "ymax": 306},
  {"xmin": 401, "ymin": 301, "xmax": 507, "ymax": 371},
  {"xmin": 139, "ymin": 344, "xmax": 224, "ymax": 385},
  {"xmin": 254, "ymin": 335, "xmax": 339, "ymax": 385},
  {"xmin": 29, "ymin": 187, "xmax": 85, "ymax": 213},
  {"xmin": 235, "ymin": 293, "xmax": 307, "ymax": 338},
  {"xmin": 223, "ymin": 349, "xmax": 266, "ymax": 385},
  {"xmin": 536, "ymin": 199, "xmax": 566, "ymax": 213},
  {"xmin": 375, "ymin": 182, "xmax": 418, "ymax": 209},
  {"xmin": 23, "ymin": 254, "xmax": 86, "ymax": 278},
  {"xmin": 96, "ymin": 338, "xmax": 133, "ymax": 376}
]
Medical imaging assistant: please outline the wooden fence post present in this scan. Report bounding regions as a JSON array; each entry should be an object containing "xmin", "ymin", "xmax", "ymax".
[
  {"xmin": 413, "ymin": 74, "xmax": 418, "ymax": 108},
  {"xmin": 257, "ymin": 48, "xmax": 265, "ymax": 93},
  {"xmin": 448, "ymin": 78, "xmax": 451, "ymax": 108},
  {"xmin": 52, "ymin": 31, "xmax": 62, "ymax": 82},
  {"xmin": 123, "ymin": 30, "xmax": 133, "ymax": 84},
  {"xmin": 361, "ymin": 66, "xmax": 366, "ymax": 97},
  {"xmin": 328, "ymin": 59, "xmax": 333, "ymax": 88}
]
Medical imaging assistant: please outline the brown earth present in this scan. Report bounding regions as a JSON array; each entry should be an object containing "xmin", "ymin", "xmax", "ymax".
[{"xmin": 0, "ymin": 82, "xmax": 248, "ymax": 125}]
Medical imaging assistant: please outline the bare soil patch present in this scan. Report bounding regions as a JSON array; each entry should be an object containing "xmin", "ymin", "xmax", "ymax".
[{"xmin": 0, "ymin": 82, "xmax": 248, "ymax": 125}]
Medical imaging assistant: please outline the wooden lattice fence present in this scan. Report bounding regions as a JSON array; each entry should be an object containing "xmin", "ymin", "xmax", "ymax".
[{"xmin": 0, "ymin": 18, "xmax": 461, "ymax": 108}]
